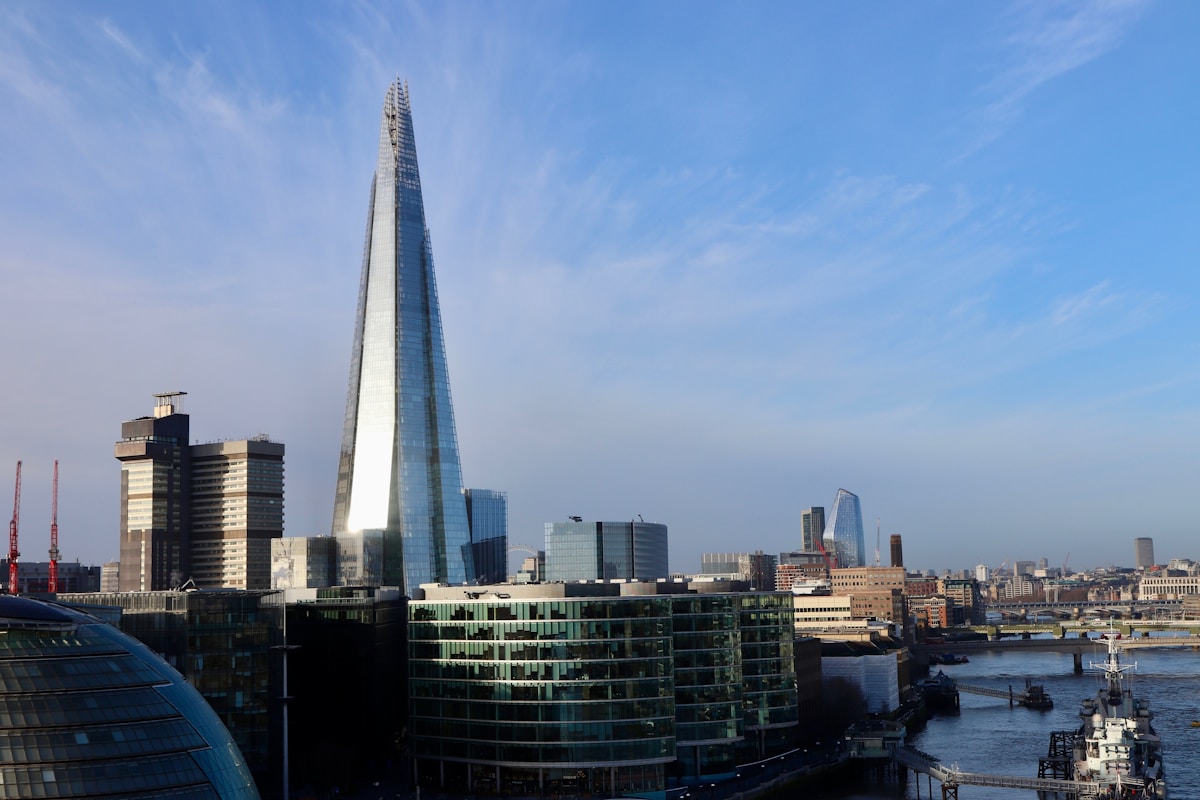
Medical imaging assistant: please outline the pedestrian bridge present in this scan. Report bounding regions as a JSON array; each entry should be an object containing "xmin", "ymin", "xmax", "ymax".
[{"xmin": 843, "ymin": 730, "xmax": 1114, "ymax": 798}]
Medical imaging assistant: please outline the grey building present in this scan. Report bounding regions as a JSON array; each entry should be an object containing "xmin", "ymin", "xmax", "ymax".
[
  {"xmin": 801, "ymin": 506, "xmax": 825, "ymax": 552},
  {"xmin": 101, "ymin": 560, "xmax": 120, "ymax": 592},
  {"xmin": 545, "ymin": 520, "xmax": 669, "ymax": 582},
  {"xmin": 701, "ymin": 551, "xmax": 777, "ymax": 589},
  {"xmin": 0, "ymin": 560, "xmax": 102, "ymax": 594},
  {"xmin": 1135, "ymin": 537, "xmax": 1156, "ymax": 569},
  {"xmin": 331, "ymin": 80, "xmax": 472, "ymax": 591}
]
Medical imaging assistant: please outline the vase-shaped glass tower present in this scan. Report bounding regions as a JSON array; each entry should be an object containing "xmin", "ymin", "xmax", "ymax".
[
  {"xmin": 331, "ymin": 80, "xmax": 472, "ymax": 591},
  {"xmin": 823, "ymin": 488, "xmax": 866, "ymax": 568}
]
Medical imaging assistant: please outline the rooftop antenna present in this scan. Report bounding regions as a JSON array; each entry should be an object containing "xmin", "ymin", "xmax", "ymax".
[
  {"xmin": 874, "ymin": 517, "xmax": 881, "ymax": 567},
  {"xmin": 8, "ymin": 461, "xmax": 21, "ymax": 595},
  {"xmin": 48, "ymin": 460, "xmax": 59, "ymax": 593}
]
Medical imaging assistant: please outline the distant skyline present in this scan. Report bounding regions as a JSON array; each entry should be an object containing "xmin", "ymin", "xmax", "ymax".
[{"xmin": 1, "ymin": 2, "xmax": 1197, "ymax": 575}]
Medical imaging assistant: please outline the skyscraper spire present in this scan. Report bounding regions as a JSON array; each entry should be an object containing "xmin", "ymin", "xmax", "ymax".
[{"xmin": 332, "ymin": 81, "xmax": 473, "ymax": 591}]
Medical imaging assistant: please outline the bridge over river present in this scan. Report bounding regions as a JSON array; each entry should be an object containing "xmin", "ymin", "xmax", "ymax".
[
  {"xmin": 917, "ymin": 631, "xmax": 1200, "ymax": 672},
  {"xmin": 895, "ymin": 744, "xmax": 1131, "ymax": 799},
  {"xmin": 846, "ymin": 722, "xmax": 1142, "ymax": 798}
]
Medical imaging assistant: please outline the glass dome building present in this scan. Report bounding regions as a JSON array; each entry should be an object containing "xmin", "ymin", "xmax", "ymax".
[{"xmin": 0, "ymin": 595, "xmax": 259, "ymax": 799}]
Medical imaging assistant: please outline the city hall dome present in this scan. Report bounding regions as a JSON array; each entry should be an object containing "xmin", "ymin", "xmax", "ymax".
[{"xmin": 0, "ymin": 594, "xmax": 259, "ymax": 799}]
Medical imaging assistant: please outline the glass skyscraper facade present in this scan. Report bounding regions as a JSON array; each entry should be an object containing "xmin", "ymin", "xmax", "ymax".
[
  {"xmin": 465, "ymin": 489, "xmax": 509, "ymax": 584},
  {"xmin": 408, "ymin": 594, "xmax": 675, "ymax": 796},
  {"xmin": 671, "ymin": 594, "xmax": 742, "ymax": 777},
  {"xmin": 823, "ymin": 488, "xmax": 865, "ymax": 568},
  {"xmin": 545, "ymin": 521, "xmax": 669, "ymax": 582},
  {"xmin": 331, "ymin": 80, "xmax": 472, "ymax": 591}
]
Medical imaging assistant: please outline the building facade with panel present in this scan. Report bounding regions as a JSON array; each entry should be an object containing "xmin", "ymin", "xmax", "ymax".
[
  {"xmin": 115, "ymin": 392, "xmax": 284, "ymax": 592},
  {"xmin": 270, "ymin": 536, "xmax": 337, "ymax": 589},
  {"xmin": 545, "ymin": 521, "xmax": 669, "ymax": 582},
  {"xmin": 57, "ymin": 590, "xmax": 277, "ymax": 785},
  {"xmin": 409, "ymin": 588, "xmax": 676, "ymax": 797},
  {"xmin": 800, "ymin": 507, "xmax": 825, "ymax": 553},
  {"xmin": 59, "ymin": 587, "xmax": 407, "ymax": 800},
  {"xmin": 822, "ymin": 489, "xmax": 865, "ymax": 568},
  {"xmin": 330, "ymin": 80, "xmax": 472, "ymax": 591},
  {"xmin": 0, "ymin": 594, "xmax": 259, "ymax": 799},
  {"xmin": 189, "ymin": 438, "xmax": 284, "ymax": 590},
  {"xmin": 115, "ymin": 392, "xmax": 191, "ymax": 591},
  {"xmin": 1, "ymin": 560, "xmax": 102, "ymax": 595},
  {"xmin": 409, "ymin": 582, "xmax": 798, "ymax": 796},
  {"xmin": 465, "ymin": 489, "xmax": 508, "ymax": 584}
]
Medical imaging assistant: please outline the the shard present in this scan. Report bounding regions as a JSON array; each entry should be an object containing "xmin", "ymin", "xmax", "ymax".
[{"xmin": 331, "ymin": 80, "xmax": 473, "ymax": 591}]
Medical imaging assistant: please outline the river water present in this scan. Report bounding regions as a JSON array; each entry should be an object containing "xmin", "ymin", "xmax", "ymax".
[{"xmin": 813, "ymin": 643, "xmax": 1200, "ymax": 798}]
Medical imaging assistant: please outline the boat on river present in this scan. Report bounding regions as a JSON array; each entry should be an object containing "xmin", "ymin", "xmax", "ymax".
[{"xmin": 1072, "ymin": 632, "xmax": 1165, "ymax": 797}]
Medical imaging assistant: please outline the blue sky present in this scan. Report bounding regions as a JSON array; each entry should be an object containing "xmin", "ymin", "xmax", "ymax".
[{"xmin": 1, "ymin": 1, "xmax": 1196, "ymax": 575}]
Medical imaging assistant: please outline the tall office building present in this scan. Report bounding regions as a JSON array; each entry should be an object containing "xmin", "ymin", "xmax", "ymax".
[
  {"xmin": 823, "ymin": 488, "xmax": 866, "ymax": 568},
  {"xmin": 190, "ymin": 438, "xmax": 284, "ymax": 589},
  {"xmin": 1135, "ymin": 537, "xmax": 1155, "ymax": 569},
  {"xmin": 331, "ymin": 80, "xmax": 472, "ymax": 591},
  {"xmin": 800, "ymin": 507, "xmax": 825, "ymax": 552},
  {"xmin": 889, "ymin": 533, "xmax": 904, "ymax": 568},
  {"xmin": 465, "ymin": 489, "xmax": 508, "ymax": 584},
  {"xmin": 545, "ymin": 520, "xmax": 669, "ymax": 582},
  {"xmin": 115, "ymin": 392, "xmax": 191, "ymax": 591},
  {"xmin": 116, "ymin": 392, "xmax": 284, "ymax": 591}
]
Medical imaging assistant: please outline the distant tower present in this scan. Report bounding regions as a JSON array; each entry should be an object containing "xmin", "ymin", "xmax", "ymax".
[
  {"xmin": 889, "ymin": 534, "xmax": 903, "ymax": 568},
  {"xmin": 1134, "ymin": 537, "xmax": 1155, "ymax": 569},
  {"xmin": 465, "ymin": 489, "xmax": 508, "ymax": 584},
  {"xmin": 823, "ymin": 489, "xmax": 866, "ymax": 568},
  {"xmin": 330, "ymin": 80, "xmax": 472, "ymax": 591},
  {"xmin": 115, "ymin": 392, "xmax": 191, "ymax": 591},
  {"xmin": 800, "ymin": 507, "xmax": 825, "ymax": 552}
]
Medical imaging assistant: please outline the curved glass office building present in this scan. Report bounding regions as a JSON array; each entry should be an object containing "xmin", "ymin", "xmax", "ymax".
[
  {"xmin": 0, "ymin": 595, "xmax": 258, "ymax": 799},
  {"xmin": 823, "ymin": 488, "xmax": 866, "ymax": 568},
  {"xmin": 410, "ymin": 584, "xmax": 800, "ymax": 794},
  {"xmin": 331, "ymin": 80, "xmax": 472, "ymax": 591},
  {"xmin": 409, "ymin": 595, "xmax": 676, "ymax": 797}
]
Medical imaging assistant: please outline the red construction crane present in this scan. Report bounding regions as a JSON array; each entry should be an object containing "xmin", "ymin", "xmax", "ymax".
[
  {"xmin": 815, "ymin": 532, "xmax": 836, "ymax": 574},
  {"xmin": 8, "ymin": 461, "xmax": 21, "ymax": 595},
  {"xmin": 48, "ymin": 460, "xmax": 59, "ymax": 594}
]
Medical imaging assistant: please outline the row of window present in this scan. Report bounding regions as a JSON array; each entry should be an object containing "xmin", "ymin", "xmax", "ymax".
[{"xmin": 410, "ymin": 736, "xmax": 674, "ymax": 764}]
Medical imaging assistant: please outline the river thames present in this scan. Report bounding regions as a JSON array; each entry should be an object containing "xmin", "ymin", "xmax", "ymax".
[{"xmin": 812, "ymin": 642, "xmax": 1200, "ymax": 799}]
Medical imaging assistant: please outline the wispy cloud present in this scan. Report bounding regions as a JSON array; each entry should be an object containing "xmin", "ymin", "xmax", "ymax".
[{"xmin": 960, "ymin": 0, "xmax": 1148, "ymax": 156}]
